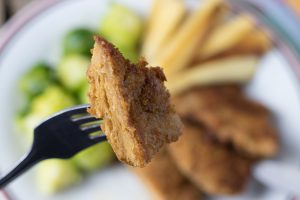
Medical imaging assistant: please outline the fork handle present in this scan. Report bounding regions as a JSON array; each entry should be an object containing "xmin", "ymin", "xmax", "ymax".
[{"xmin": 0, "ymin": 149, "xmax": 43, "ymax": 188}]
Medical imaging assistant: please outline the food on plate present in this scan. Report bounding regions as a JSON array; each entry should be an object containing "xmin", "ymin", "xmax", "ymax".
[
  {"xmin": 223, "ymin": 29, "xmax": 272, "ymax": 56},
  {"xmin": 28, "ymin": 86, "xmax": 75, "ymax": 117},
  {"xmin": 72, "ymin": 142, "xmax": 114, "ymax": 172},
  {"xmin": 196, "ymin": 14, "xmax": 255, "ymax": 60},
  {"xmin": 166, "ymin": 55, "xmax": 258, "ymax": 94},
  {"xmin": 14, "ymin": 0, "xmax": 279, "ymax": 196},
  {"xmin": 63, "ymin": 28, "xmax": 95, "ymax": 56},
  {"xmin": 36, "ymin": 159, "xmax": 82, "ymax": 194},
  {"xmin": 133, "ymin": 149, "xmax": 202, "ymax": 200},
  {"xmin": 17, "ymin": 85, "xmax": 76, "ymax": 142},
  {"xmin": 18, "ymin": 63, "xmax": 55, "ymax": 116},
  {"xmin": 195, "ymin": 27, "xmax": 271, "ymax": 62},
  {"xmin": 19, "ymin": 62, "xmax": 55, "ymax": 98},
  {"xmin": 99, "ymin": 3, "xmax": 143, "ymax": 62},
  {"xmin": 141, "ymin": 0, "xmax": 278, "ymax": 195},
  {"xmin": 173, "ymin": 85, "xmax": 279, "ymax": 157},
  {"xmin": 87, "ymin": 36, "xmax": 182, "ymax": 167},
  {"xmin": 142, "ymin": 0, "xmax": 186, "ymax": 61},
  {"xmin": 153, "ymin": 0, "xmax": 225, "ymax": 76},
  {"xmin": 168, "ymin": 123, "xmax": 252, "ymax": 195},
  {"xmin": 57, "ymin": 55, "xmax": 90, "ymax": 92}
]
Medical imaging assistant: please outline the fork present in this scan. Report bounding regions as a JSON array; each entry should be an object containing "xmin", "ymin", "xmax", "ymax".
[{"xmin": 0, "ymin": 104, "xmax": 106, "ymax": 188}]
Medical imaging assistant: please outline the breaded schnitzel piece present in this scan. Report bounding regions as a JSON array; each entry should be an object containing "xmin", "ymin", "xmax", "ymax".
[
  {"xmin": 133, "ymin": 148, "xmax": 202, "ymax": 200},
  {"xmin": 168, "ymin": 123, "xmax": 252, "ymax": 195},
  {"xmin": 173, "ymin": 85, "xmax": 278, "ymax": 157},
  {"xmin": 87, "ymin": 36, "xmax": 182, "ymax": 167}
]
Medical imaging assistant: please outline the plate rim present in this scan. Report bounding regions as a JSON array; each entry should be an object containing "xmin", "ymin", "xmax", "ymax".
[{"xmin": 0, "ymin": 0, "xmax": 63, "ymax": 54}]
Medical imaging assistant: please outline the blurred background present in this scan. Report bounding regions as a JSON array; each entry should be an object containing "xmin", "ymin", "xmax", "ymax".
[
  {"xmin": 0, "ymin": 0, "xmax": 300, "ymax": 200},
  {"xmin": 0, "ymin": 0, "xmax": 30, "ymax": 24}
]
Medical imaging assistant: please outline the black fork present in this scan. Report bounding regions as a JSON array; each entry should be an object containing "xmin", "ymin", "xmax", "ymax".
[{"xmin": 0, "ymin": 104, "xmax": 106, "ymax": 188}]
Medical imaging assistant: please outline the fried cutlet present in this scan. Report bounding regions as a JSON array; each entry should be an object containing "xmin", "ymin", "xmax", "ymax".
[
  {"xmin": 133, "ymin": 148, "xmax": 202, "ymax": 200},
  {"xmin": 87, "ymin": 36, "xmax": 182, "ymax": 167},
  {"xmin": 168, "ymin": 122, "xmax": 252, "ymax": 195},
  {"xmin": 173, "ymin": 85, "xmax": 278, "ymax": 157}
]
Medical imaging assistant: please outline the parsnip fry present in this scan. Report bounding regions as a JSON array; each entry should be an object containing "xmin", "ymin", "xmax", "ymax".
[
  {"xmin": 197, "ymin": 14, "xmax": 255, "ymax": 60},
  {"xmin": 227, "ymin": 29, "xmax": 272, "ymax": 55},
  {"xmin": 154, "ymin": 0, "xmax": 224, "ymax": 75},
  {"xmin": 142, "ymin": 0, "xmax": 186, "ymax": 61},
  {"xmin": 167, "ymin": 55, "xmax": 258, "ymax": 94},
  {"xmin": 146, "ymin": 0, "xmax": 161, "ymax": 34}
]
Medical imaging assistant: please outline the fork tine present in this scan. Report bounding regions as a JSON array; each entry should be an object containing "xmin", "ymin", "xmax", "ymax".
[
  {"xmin": 37, "ymin": 105, "xmax": 90, "ymax": 127},
  {"xmin": 72, "ymin": 115, "xmax": 100, "ymax": 125},
  {"xmin": 89, "ymin": 134, "xmax": 107, "ymax": 143},
  {"xmin": 81, "ymin": 123, "xmax": 102, "ymax": 131},
  {"xmin": 82, "ymin": 126, "xmax": 102, "ymax": 134}
]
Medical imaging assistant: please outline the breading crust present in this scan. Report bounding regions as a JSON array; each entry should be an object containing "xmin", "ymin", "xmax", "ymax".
[
  {"xmin": 168, "ymin": 122, "xmax": 252, "ymax": 195},
  {"xmin": 173, "ymin": 85, "xmax": 278, "ymax": 157},
  {"xmin": 133, "ymin": 148, "xmax": 202, "ymax": 200},
  {"xmin": 88, "ymin": 36, "xmax": 182, "ymax": 167}
]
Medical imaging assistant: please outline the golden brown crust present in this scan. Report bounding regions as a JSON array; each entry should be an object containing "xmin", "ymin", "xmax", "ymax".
[
  {"xmin": 168, "ymin": 123, "xmax": 252, "ymax": 195},
  {"xmin": 133, "ymin": 148, "xmax": 202, "ymax": 200},
  {"xmin": 87, "ymin": 36, "xmax": 182, "ymax": 167},
  {"xmin": 173, "ymin": 85, "xmax": 279, "ymax": 157}
]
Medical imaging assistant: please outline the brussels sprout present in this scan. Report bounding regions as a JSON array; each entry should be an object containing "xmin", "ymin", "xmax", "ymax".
[
  {"xmin": 78, "ymin": 82, "xmax": 89, "ymax": 104},
  {"xmin": 17, "ymin": 95, "xmax": 31, "ymax": 118},
  {"xmin": 19, "ymin": 62, "xmax": 55, "ymax": 98},
  {"xmin": 17, "ymin": 85, "xmax": 76, "ymax": 143},
  {"xmin": 63, "ymin": 28, "xmax": 95, "ymax": 56},
  {"xmin": 99, "ymin": 3, "xmax": 143, "ymax": 60},
  {"xmin": 31, "ymin": 85, "xmax": 76, "ymax": 117},
  {"xmin": 57, "ymin": 55, "xmax": 89, "ymax": 92},
  {"xmin": 36, "ymin": 159, "xmax": 82, "ymax": 194},
  {"xmin": 73, "ymin": 142, "xmax": 114, "ymax": 172}
]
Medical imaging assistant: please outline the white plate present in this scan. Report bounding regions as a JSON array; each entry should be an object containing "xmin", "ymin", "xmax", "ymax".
[{"xmin": 0, "ymin": 0, "xmax": 300, "ymax": 199}]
